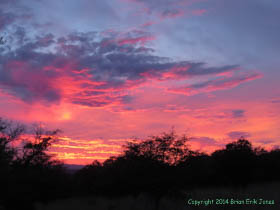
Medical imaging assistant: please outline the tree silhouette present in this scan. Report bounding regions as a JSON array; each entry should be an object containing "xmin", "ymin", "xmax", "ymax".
[
  {"xmin": 75, "ymin": 130, "xmax": 204, "ymax": 197},
  {"xmin": 2, "ymin": 117, "xmax": 280, "ymax": 209},
  {"xmin": 19, "ymin": 124, "xmax": 62, "ymax": 167},
  {"xmin": 122, "ymin": 130, "xmax": 195, "ymax": 165},
  {"xmin": 0, "ymin": 118, "xmax": 25, "ymax": 169},
  {"xmin": 211, "ymin": 138, "xmax": 258, "ymax": 187},
  {"xmin": 79, "ymin": 136, "xmax": 280, "ymax": 196},
  {"xmin": 0, "ymin": 118, "xmax": 69, "ymax": 210}
]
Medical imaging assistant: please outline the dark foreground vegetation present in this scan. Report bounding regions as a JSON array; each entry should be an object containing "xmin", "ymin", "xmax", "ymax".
[{"xmin": 1, "ymin": 117, "xmax": 280, "ymax": 209}]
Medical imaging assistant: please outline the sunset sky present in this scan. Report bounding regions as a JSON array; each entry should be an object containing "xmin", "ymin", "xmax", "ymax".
[{"xmin": 0, "ymin": 0, "xmax": 280, "ymax": 164}]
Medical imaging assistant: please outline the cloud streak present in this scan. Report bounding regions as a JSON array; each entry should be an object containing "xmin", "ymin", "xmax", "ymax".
[
  {"xmin": 168, "ymin": 73, "xmax": 262, "ymax": 96},
  {"xmin": 121, "ymin": 0, "xmax": 207, "ymax": 19},
  {"xmin": 48, "ymin": 136, "xmax": 123, "ymax": 164}
]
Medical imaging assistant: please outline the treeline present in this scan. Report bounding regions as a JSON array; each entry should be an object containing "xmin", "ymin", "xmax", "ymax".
[
  {"xmin": 1, "ymin": 118, "xmax": 280, "ymax": 209},
  {"xmin": 75, "ymin": 131, "xmax": 280, "ymax": 196}
]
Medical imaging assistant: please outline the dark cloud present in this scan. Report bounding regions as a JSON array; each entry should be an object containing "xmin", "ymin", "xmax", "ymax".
[
  {"xmin": 227, "ymin": 131, "xmax": 251, "ymax": 139},
  {"xmin": 0, "ymin": 0, "xmax": 33, "ymax": 31},
  {"xmin": 0, "ymin": 10, "xmax": 16, "ymax": 30},
  {"xmin": 0, "ymin": 28, "xmax": 254, "ymax": 107},
  {"xmin": 190, "ymin": 136, "xmax": 218, "ymax": 145},
  {"xmin": 161, "ymin": 8, "xmax": 184, "ymax": 19},
  {"xmin": 255, "ymin": 139, "xmax": 275, "ymax": 145},
  {"xmin": 271, "ymin": 99, "xmax": 280, "ymax": 104},
  {"xmin": 231, "ymin": 109, "xmax": 245, "ymax": 118}
]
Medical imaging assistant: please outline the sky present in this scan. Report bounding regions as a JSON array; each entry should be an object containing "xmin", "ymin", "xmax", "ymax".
[{"xmin": 0, "ymin": 0, "xmax": 280, "ymax": 164}]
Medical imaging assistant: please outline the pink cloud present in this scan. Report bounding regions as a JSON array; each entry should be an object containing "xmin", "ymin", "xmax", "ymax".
[
  {"xmin": 140, "ymin": 21, "xmax": 157, "ymax": 27},
  {"xmin": 192, "ymin": 9, "xmax": 207, "ymax": 16},
  {"xmin": 118, "ymin": 0, "xmax": 207, "ymax": 22},
  {"xmin": 117, "ymin": 35, "xmax": 156, "ymax": 46}
]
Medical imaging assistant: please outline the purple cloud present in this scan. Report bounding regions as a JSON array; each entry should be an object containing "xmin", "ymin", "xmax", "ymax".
[
  {"xmin": 231, "ymin": 109, "xmax": 245, "ymax": 118},
  {"xmin": 168, "ymin": 73, "xmax": 262, "ymax": 96},
  {"xmin": 190, "ymin": 136, "xmax": 218, "ymax": 145},
  {"xmin": 189, "ymin": 136, "xmax": 225, "ymax": 150},
  {"xmin": 0, "ymin": 10, "xmax": 16, "ymax": 30},
  {"xmin": 227, "ymin": 131, "xmax": 251, "ymax": 139},
  {"xmin": 0, "ymin": 28, "xmax": 258, "ymax": 107}
]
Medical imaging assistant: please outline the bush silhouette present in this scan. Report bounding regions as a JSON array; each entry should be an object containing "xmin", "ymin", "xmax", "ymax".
[
  {"xmin": 211, "ymin": 139, "xmax": 256, "ymax": 186},
  {"xmin": 0, "ymin": 118, "xmax": 71, "ymax": 210},
  {"xmin": 77, "ymin": 135, "xmax": 280, "ymax": 197},
  {"xmin": 75, "ymin": 130, "xmax": 200, "ymax": 196},
  {"xmin": 122, "ymin": 130, "xmax": 196, "ymax": 165},
  {"xmin": 1, "ymin": 116, "xmax": 280, "ymax": 209}
]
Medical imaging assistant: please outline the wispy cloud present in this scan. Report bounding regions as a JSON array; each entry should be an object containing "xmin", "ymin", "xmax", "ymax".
[{"xmin": 168, "ymin": 73, "xmax": 262, "ymax": 96}]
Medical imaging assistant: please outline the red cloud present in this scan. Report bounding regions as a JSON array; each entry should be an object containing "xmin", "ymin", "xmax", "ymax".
[
  {"xmin": 0, "ymin": 28, "xmax": 257, "ymax": 109},
  {"xmin": 140, "ymin": 21, "xmax": 157, "ymax": 27},
  {"xmin": 117, "ymin": 35, "xmax": 156, "ymax": 46},
  {"xmin": 192, "ymin": 9, "xmax": 207, "ymax": 16},
  {"xmin": 48, "ymin": 136, "xmax": 124, "ymax": 164}
]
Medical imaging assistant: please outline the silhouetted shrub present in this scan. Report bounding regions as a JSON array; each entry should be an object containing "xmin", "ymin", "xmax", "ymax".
[
  {"xmin": 78, "ymin": 135, "xmax": 280, "ymax": 197},
  {"xmin": 0, "ymin": 118, "xmax": 71, "ymax": 209},
  {"xmin": 2, "ymin": 117, "xmax": 280, "ymax": 209}
]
